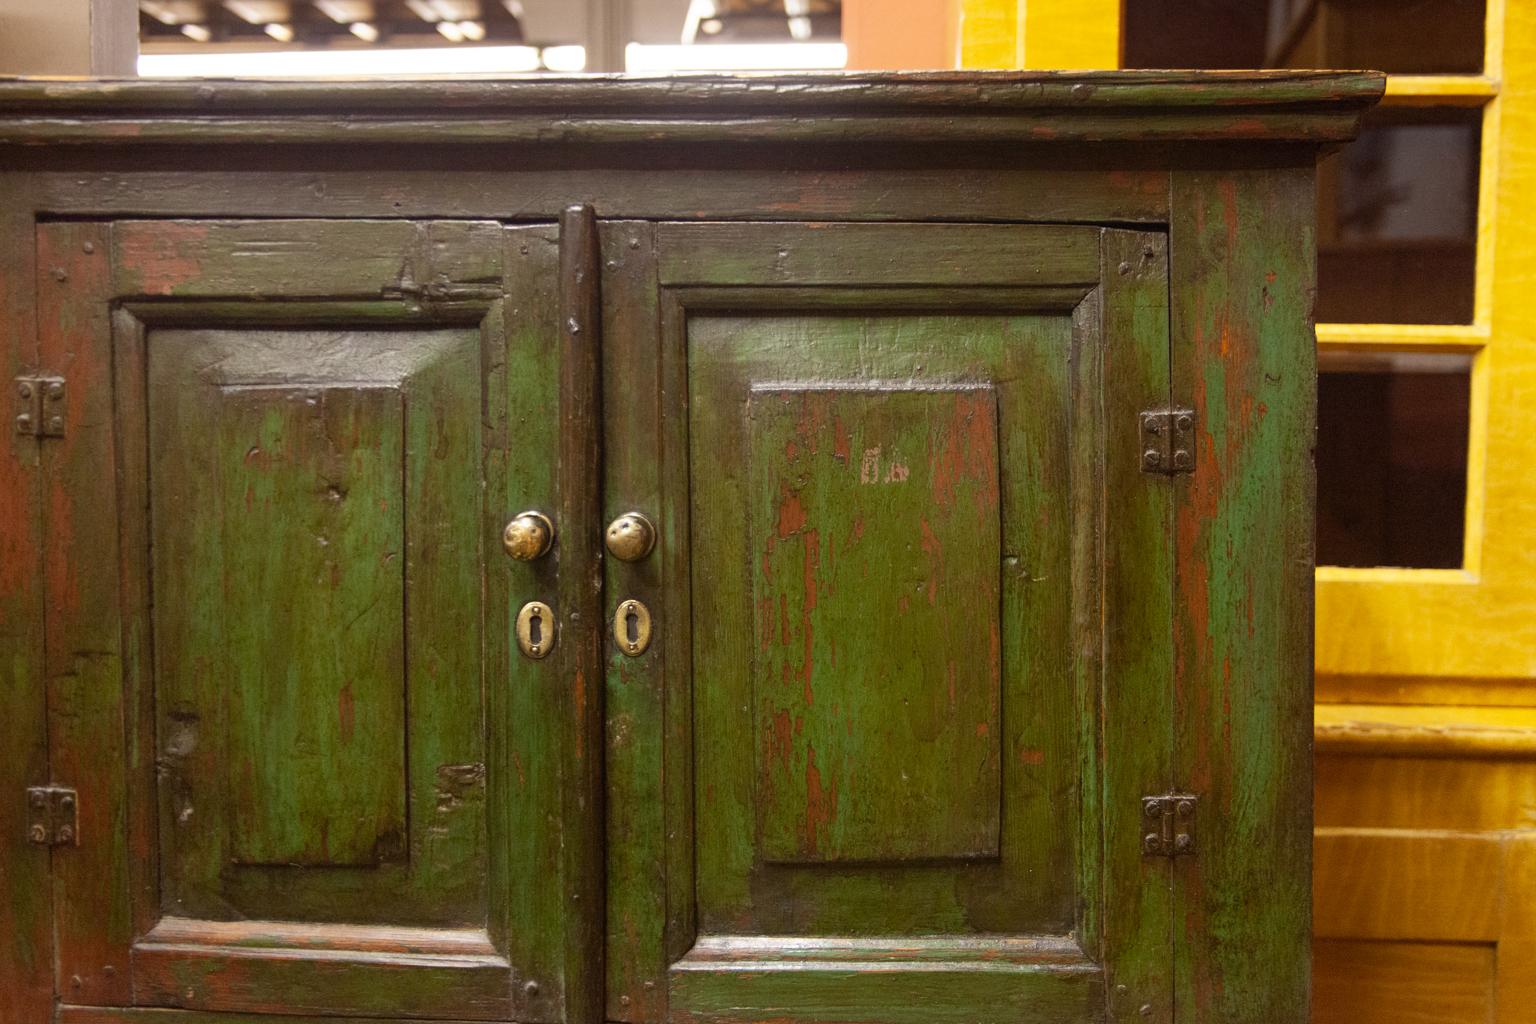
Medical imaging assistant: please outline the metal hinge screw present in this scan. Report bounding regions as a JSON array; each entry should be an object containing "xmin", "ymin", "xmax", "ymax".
[
  {"xmin": 1142, "ymin": 794, "xmax": 1197, "ymax": 858},
  {"xmin": 25, "ymin": 785, "xmax": 79, "ymax": 846},
  {"xmin": 14, "ymin": 376, "xmax": 66, "ymax": 439},
  {"xmin": 1140, "ymin": 408, "xmax": 1195, "ymax": 476}
]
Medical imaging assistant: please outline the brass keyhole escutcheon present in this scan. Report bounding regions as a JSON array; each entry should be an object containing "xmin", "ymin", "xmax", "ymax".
[
  {"xmin": 516, "ymin": 601, "xmax": 556, "ymax": 660},
  {"xmin": 614, "ymin": 599, "xmax": 652, "ymax": 657},
  {"xmin": 604, "ymin": 512, "xmax": 656, "ymax": 562},
  {"xmin": 503, "ymin": 511, "xmax": 555, "ymax": 562}
]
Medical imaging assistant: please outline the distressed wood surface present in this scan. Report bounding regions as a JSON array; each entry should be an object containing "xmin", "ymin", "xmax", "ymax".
[
  {"xmin": 747, "ymin": 385, "xmax": 1004, "ymax": 865},
  {"xmin": 0, "ymin": 177, "xmax": 53, "ymax": 1023},
  {"xmin": 39, "ymin": 220, "xmax": 134, "ymax": 1006},
  {"xmin": 1096, "ymin": 229, "xmax": 1175, "ymax": 1023},
  {"xmin": 26, "ymin": 217, "xmax": 585, "ymax": 1021},
  {"xmin": 599, "ymin": 220, "xmax": 671, "ymax": 1023},
  {"xmin": 555, "ymin": 204, "xmax": 607, "ymax": 1024},
  {"xmin": 0, "ymin": 71, "xmax": 1366, "ymax": 1024},
  {"xmin": 57, "ymin": 1012, "xmax": 500, "ymax": 1024},
  {"xmin": 618, "ymin": 220, "xmax": 1178, "ymax": 1021},
  {"xmin": 20, "ymin": 162, "xmax": 1174, "ymax": 225},
  {"xmin": 1169, "ymin": 165, "xmax": 1317, "ymax": 1024},
  {"xmin": 0, "ymin": 71, "xmax": 1382, "ymax": 146},
  {"xmin": 498, "ymin": 222, "xmax": 569, "ymax": 1023}
]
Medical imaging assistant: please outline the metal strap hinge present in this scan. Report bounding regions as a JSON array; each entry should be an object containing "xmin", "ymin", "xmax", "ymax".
[
  {"xmin": 26, "ymin": 785, "xmax": 78, "ymax": 847},
  {"xmin": 1139, "ymin": 407, "xmax": 1195, "ymax": 475},
  {"xmin": 1142, "ymin": 793, "xmax": 1196, "ymax": 858},
  {"xmin": 14, "ymin": 376, "xmax": 66, "ymax": 439}
]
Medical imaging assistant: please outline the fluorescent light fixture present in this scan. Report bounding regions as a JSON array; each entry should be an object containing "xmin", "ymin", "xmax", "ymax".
[
  {"xmin": 540, "ymin": 45, "xmax": 586, "ymax": 72},
  {"xmin": 458, "ymin": 20, "xmax": 487, "ymax": 42},
  {"xmin": 625, "ymin": 42, "xmax": 847, "ymax": 73},
  {"xmin": 349, "ymin": 21, "xmax": 380, "ymax": 42},
  {"xmin": 180, "ymin": 23, "xmax": 213, "ymax": 42},
  {"xmin": 138, "ymin": 45, "xmax": 545, "ymax": 77},
  {"xmin": 436, "ymin": 20, "xmax": 465, "ymax": 41},
  {"xmin": 263, "ymin": 22, "xmax": 295, "ymax": 42}
]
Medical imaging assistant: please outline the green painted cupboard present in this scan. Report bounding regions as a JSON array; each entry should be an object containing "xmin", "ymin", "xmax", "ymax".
[{"xmin": 0, "ymin": 71, "xmax": 1381, "ymax": 1024}]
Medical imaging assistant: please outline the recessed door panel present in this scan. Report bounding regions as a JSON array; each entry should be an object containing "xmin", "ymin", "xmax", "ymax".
[
  {"xmin": 690, "ymin": 312, "xmax": 1074, "ymax": 940},
  {"xmin": 149, "ymin": 326, "xmax": 483, "ymax": 923}
]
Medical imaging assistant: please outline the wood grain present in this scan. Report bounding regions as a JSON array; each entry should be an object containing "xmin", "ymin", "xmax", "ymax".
[
  {"xmin": 0, "ymin": 174, "xmax": 53, "ymax": 1024},
  {"xmin": 1169, "ymin": 165, "xmax": 1317, "ymax": 1024},
  {"xmin": 0, "ymin": 72, "xmax": 1383, "ymax": 146},
  {"xmin": 555, "ymin": 203, "xmax": 607, "ymax": 1024},
  {"xmin": 1313, "ymin": 939, "xmax": 1493, "ymax": 1024}
]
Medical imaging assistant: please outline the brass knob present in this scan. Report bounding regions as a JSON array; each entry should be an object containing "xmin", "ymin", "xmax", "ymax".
[
  {"xmin": 604, "ymin": 512, "xmax": 656, "ymax": 562},
  {"xmin": 503, "ymin": 511, "xmax": 554, "ymax": 561}
]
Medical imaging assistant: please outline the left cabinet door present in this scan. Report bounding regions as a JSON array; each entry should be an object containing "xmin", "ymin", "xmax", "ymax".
[{"xmin": 34, "ymin": 220, "xmax": 570, "ymax": 1021}]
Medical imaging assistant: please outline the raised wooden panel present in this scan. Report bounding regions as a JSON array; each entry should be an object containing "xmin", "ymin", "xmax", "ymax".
[
  {"xmin": 690, "ymin": 312, "xmax": 1077, "ymax": 941},
  {"xmin": 149, "ymin": 326, "xmax": 484, "ymax": 924},
  {"xmin": 1313, "ymin": 940, "xmax": 1493, "ymax": 1024},
  {"xmin": 216, "ymin": 385, "xmax": 407, "ymax": 868},
  {"xmin": 747, "ymin": 386, "xmax": 1002, "ymax": 865}
]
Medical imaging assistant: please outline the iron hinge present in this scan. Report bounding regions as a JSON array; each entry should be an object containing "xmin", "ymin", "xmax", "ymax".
[
  {"xmin": 1141, "ymin": 793, "xmax": 1196, "ymax": 858},
  {"xmin": 14, "ymin": 376, "xmax": 66, "ymax": 439},
  {"xmin": 26, "ymin": 785, "xmax": 78, "ymax": 847},
  {"xmin": 1139, "ymin": 407, "xmax": 1195, "ymax": 475}
]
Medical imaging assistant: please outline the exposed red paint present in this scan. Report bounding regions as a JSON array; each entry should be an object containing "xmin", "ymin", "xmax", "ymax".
[
  {"xmin": 784, "ymin": 438, "xmax": 799, "ymax": 461},
  {"xmin": 946, "ymin": 660, "xmax": 957, "ymax": 708},
  {"xmin": 1019, "ymin": 748, "xmax": 1045, "ymax": 766},
  {"xmin": 0, "ymin": 451, "xmax": 32, "ymax": 595},
  {"xmin": 511, "ymin": 750, "xmax": 526, "ymax": 789},
  {"xmin": 122, "ymin": 221, "xmax": 212, "ymax": 295},
  {"xmin": 800, "ymin": 528, "xmax": 819, "ymax": 706},
  {"xmin": 337, "ymin": 682, "xmax": 355, "ymax": 744},
  {"xmin": 975, "ymin": 722, "xmax": 989, "ymax": 737},
  {"xmin": 802, "ymin": 744, "xmax": 838, "ymax": 856},
  {"xmin": 793, "ymin": 392, "xmax": 828, "ymax": 454},
  {"xmin": 757, "ymin": 595, "xmax": 773, "ymax": 651},
  {"xmin": 776, "ymin": 485, "xmax": 807, "ymax": 537},
  {"xmin": 779, "ymin": 592, "xmax": 790, "ymax": 648},
  {"xmin": 45, "ymin": 467, "xmax": 79, "ymax": 618},
  {"xmin": 832, "ymin": 415, "xmax": 851, "ymax": 464},
  {"xmin": 919, "ymin": 517, "xmax": 942, "ymax": 606},
  {"xmin": 766, "ymin": 709, "xmax": 793, "ymax": 771},
  {"xmin": 928, "ymin": 391, "xmax": 999, "ymax": 523}
]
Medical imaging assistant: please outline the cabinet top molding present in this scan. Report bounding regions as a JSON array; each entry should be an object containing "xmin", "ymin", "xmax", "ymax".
[{"xmin": 0, "ymin": 70, "xmax": 1384, "ymax": 147}]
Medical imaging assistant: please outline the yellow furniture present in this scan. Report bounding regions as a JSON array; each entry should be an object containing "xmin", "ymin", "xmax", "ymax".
[{"xmin": 955, "ymin": 1, "xmax": 1536, "ymax": 1020}]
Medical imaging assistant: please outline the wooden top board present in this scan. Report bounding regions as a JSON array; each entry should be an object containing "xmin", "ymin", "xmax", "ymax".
[{"xmin": 0, "ymin": 70, "xmax": 1384, "ymax": 146}]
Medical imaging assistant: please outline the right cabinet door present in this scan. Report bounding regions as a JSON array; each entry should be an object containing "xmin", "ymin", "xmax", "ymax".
[{"xmin": 603, "ymin": 222, "xmax": 1179, "ymax": 1024}]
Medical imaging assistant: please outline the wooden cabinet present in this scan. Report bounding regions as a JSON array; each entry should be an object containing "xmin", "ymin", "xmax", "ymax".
[{"xmin": 0, "ymin": 72, "xmax": 1380, "ymax": 1024}]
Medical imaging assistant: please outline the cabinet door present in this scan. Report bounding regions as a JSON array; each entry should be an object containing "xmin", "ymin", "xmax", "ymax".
[
  {"xmin": 603, "ymin": 222, "xmax": 1175, "ymax": 1023},
  {"xmin": 37, "ymin": 220, "xmax": 577, "ymax": 1021}
]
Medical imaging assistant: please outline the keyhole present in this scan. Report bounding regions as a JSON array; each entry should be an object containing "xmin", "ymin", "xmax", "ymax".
[
  {"xmin": 625, "ymin": 604, "xmax": 640, "ymax": 650},
  {"xmin": 613, "ymin": 598, "xmax": 649, "ymax": 657},
  {"xmin": 529, "ymin": 609, "xmax": 543, "ymax": 654}
]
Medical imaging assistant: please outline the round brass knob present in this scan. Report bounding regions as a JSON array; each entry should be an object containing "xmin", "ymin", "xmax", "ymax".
[
  {"xmin": 604, "ymin": 512, "xmax": 656, "ymax": 562},
  {"xmin": 503, "ymin": 511, "xmax": 555, "ymax": 561}
]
